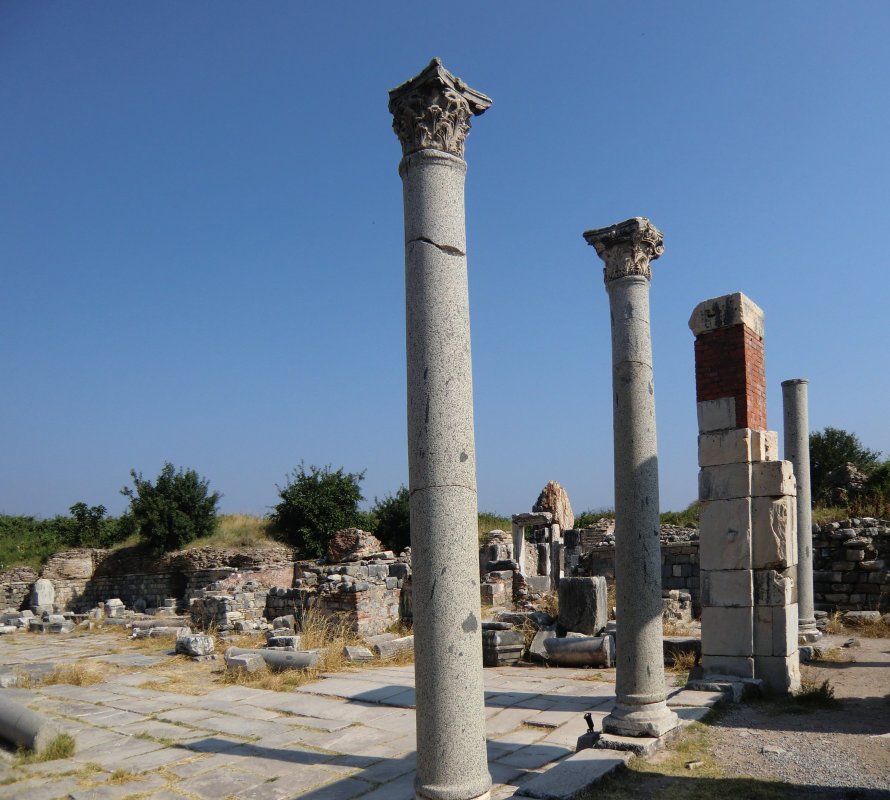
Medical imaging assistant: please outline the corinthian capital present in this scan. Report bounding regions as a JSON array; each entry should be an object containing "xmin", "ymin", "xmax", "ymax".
[
  {"xmin": 389, "ymin": 58, "xmax": 491, "ymax": 158},
  {"xmin": 583, "ymin": 217, "xmax": 664, "ymax": 283}
]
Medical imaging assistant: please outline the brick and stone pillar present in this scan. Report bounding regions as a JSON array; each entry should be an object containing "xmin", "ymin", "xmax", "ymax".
[
  {"xmin": 782, "ymin": 379, "xmax": 821, "ymax": 642},
  {"xmin": 389, "ymin": 59, "xmax": 492, "ymax": 800},
  {"xmin": 584, "ymin": 218, "xmax": 678, "ymax": 738},
  {"xmin": 690, "ymin": 293, "xmax": 800, "ymax": 694}
]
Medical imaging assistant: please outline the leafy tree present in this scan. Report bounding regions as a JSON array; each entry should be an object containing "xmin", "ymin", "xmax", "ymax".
[
  {"xmin": 121, "ymin": 463, "xmax": 220, "ymax": 553},
  {"xmin": 372, "ymin": 486, "xmax": 410, "ymax": 553},
  {"xmin": 269, "ymin": 463, "xmax": 365, "ymax": 558},
  {"xmin": 809, "ymin": 427, "xmax": 882, "ymax": 503}
]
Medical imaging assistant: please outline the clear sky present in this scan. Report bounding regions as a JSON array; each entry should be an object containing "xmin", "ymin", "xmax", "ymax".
[{"xmin": 2, "ymin": 2, "xmax": 889, "ymax": 520}]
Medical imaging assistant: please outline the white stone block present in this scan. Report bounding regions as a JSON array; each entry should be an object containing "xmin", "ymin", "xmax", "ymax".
[
  {"xmin": 751, "ymin": 430, "xmax": 779, "ymax": 462},
  {"xmin": 754, "ymin": 653, "xmax": 801, "ymax": 695},
  {"xmin": 698, "ymin": 429, "xmax": 753, "ymax": 467},
  {"xmin": 701, "ymin": 607, "xmax": 753, "ymax": 657},
  {"xmin": 754, "ymin": 603, "xmax": 798, "ymax": 657},
  {"xmin": 699, "ymin": 499, "xmax": 752, "ymax": 571},
  {"xmin": 752, "ymin": 496, "xmax": 797, "ymax": 569},
  {"xmin": 700, "ymin": 654, "xmax": 754, "ymax": 680},
  {"xmin": 700, "ymin": 570, "xmax": 753, "ymax": 607},
  {"xmin": 697, "ymin": 397, "xmax": 737, "ymax": 433},
  {"xmin": 688, "ymin": 292, "xmax": 765, "ymax": 338},
  {"xmin": 699, "ymin": 463, "xmax": 751, "ymax": 501},
  {"xmin": 753, "ymin": 568, "xmax": 795, "ymax": 607},
  {"xmin": 751, "ymin": 460, "xmax": 796, "ymax": 497}
]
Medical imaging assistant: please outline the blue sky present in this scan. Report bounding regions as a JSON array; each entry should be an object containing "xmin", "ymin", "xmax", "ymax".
[{"xmin": 2, "ymin": 2, "xmax": 889, "ymax": 519}]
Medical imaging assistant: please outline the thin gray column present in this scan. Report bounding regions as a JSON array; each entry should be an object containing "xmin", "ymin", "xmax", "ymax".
[
  {"xmin": 782, "ymin": 378, "xmax": 820, "ymax": 642},
  {"xmin": 584, "ymin": 218, "xmax": 678, "ymax": 738},
  {"xmin": 389, "ymin": 59, "xmax": 492, "ymax": 800}
]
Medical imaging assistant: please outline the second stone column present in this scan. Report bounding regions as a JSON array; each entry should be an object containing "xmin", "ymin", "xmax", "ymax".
[
  {"xmin": 584, "ymin": 218, "xmax": 678, "ymax": 738},
  {"xmin": 389, "ymin": 59, "xmax": 492, "ymax": 800}
]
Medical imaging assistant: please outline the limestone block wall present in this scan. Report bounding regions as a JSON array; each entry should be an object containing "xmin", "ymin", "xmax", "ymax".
[
  {"xmin": 0, "ymin": 566, "xmax": 38, "ymax": 610},
  {"xmin": 812, "ymin": 518, "xmax": 890, "ymax": 611},
  {"xmin": 576, "ymin": 540, "xmax": 700, "ymax": 606}
]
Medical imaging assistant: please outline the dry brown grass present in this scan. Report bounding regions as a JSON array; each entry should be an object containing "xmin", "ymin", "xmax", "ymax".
[
  {"xmin": 182, "ymin": 514, "xmax": 280, "ymax": 550},
  {"xmin": 823, "ymin": 611, "xmax": 890, "ymax": 638},
  {"xmin": 811, "ymin": 646, "xmax": 851, "ymax": 663},
  {"xmin": 662, "ymin": 618, "xmax": 698, "ymax": 636},
  {"xmin": 537, "ymin": 591, "xmax": 559, "ymax": 619},
  {"xmin": 606, "ymin": 581, "xmax": 617, "ymax": 618},
  {"xmin": 40, "ymin": 662, "xmax": 107, "ymax": 687},
  {"xmin": 664, "ymin": 649, "xmax": 698, "ymax": 674}
]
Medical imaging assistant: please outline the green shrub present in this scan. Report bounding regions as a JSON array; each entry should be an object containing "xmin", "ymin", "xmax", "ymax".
[
  {"xmin": 122, "ymin": 463, "xmax": 220, "ymax": 554},
  {"xmin": 269, "ymin": 463, "xmax": 365, "ymax": 558},
  {"xmin": 372, "ymin": 486, "xmax": 410, "ymax": 553},
  {"xmin": 810, "ymin": 427, "xmax": 881, "ymax": 503},
  {"xmin": 574, "ymin": 508, "xmax": 615, "ymax": 528},
  {"xmin": 661, "ymin": 501, "xmax": 700, "ymax": 528}
]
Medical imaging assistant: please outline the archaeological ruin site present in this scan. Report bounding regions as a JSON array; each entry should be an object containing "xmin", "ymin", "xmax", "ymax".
[{"xmin": 1, "ymin": 59, "xmax": 888, "ymax": 800}]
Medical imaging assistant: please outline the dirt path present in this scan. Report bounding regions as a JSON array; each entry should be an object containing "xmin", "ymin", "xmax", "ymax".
[{"xmin": 591, "ymin": 634, "xmax": 890, "ymax": 800}]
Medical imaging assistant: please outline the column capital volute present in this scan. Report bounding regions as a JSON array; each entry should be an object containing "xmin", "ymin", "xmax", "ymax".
[
  {"xmin": 388, "ymin": 58, "xmax": 491, "ymax": 159},
  {"xmin": 583, "ymin": 217, "xmax": 664, "ymax": 283}
]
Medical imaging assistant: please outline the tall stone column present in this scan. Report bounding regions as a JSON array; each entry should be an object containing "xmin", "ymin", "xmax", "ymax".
[
  {"xmin": 389, "ymin": 59, "xmax": 492, "ymax": 800},
  {"xmin": 584, "ymin": 218, "xmax": 678, "ymax": 738},
  {"xmin": 782, "ymin": 379, "xmax": 820, "ymax": 642}
]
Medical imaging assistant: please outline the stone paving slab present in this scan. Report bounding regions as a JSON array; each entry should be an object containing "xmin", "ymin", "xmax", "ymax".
[
  {"xmin": 0, "ymin": 632, "xmax": 653, "ymax": 799},
  {"xmin": 515, "ymin": 747, "xmax": 631, "ymax": 799}
]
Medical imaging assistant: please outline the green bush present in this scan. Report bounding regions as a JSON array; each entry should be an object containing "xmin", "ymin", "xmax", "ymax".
[
  {"xmin": 661, "ymin": 501, "xmax": 700, "ymax": 528},
  {"xmin": 269, "ymin": 463, "xmax": 365, "ymax": 558},
  {"xmin": 810, "ymin": 427, "xmax": 881, "ymax": 503},
  {"xmin": 122, "ymin": 463, "xmax": 220, "ymax": 554},
  {"xmin": 372, "ymin": 486, "xmax": 410, "ymax": 553}
]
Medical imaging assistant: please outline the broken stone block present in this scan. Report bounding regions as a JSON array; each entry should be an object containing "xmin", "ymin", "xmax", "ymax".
[
  {"xmin": 699, "ymin": 499, "xmax": 752, "ymax": 571},
  {"xmin": 701, "ymin": 607, "xmax": 753, "ymax": 657},
  {"xmin": 343, "ymin": 646, "xmax": 373, "ymax": 663},
  {"xmin": 271, "ymin": 615, "xmax": 296, "ymax": 631},
  {"xmin": 0, "ymin": 626, "xmax": 17, "ymax": 635},
  {"xmin": 224, "ymin": 646, "xmax": 319, "ymax": 671},
  {"xmin": 751, "ymin": 430, "xmax": 779, "ymax": 462},
  {"xmin": 700, "ymin": 570, "xmax": 753, "ymax": 608},
  {"xmin": 752, "ymin": 496, "xmax": 797, "ymax": 569},
  {"xmin": 225, "ymin": 653, "xmax": 266, "ymax": 673},
  {"xmin": 30, "ymin": 578, "xmax": 56, "ymax": 612},
  {"xmin": 267, "ymin": 635, "xmax": 300, "ymax": 650},
  {"xmin": 558, "ymin": 576, "xmax": 607, "ymax": 635},
  {"xmin": 753, "ymin": 569, "xmax": 795, "ymax": 607},
  {"xmin": 176, "ymin": 634, "xmax": 215, "ymax": 657},
  {"xmin": 543, "ymin": 635, "xmax": 613, "ymax": 667},
  {"xmin": 373, "ymin": 635, "xmax": 414, "ymax": 659},
  {"xmin": 525, "ymin": 575, "xmax": 552, "ymax": 595},
  {"xmin": 481, "ymin": 629, "xmax": 524, "ymax": 667},
  {"xmin": 104, "ymin": 599, "xmax": 125, "ymax": 618},
  {"xmin": 528, "ymin": 625, "xmax": 557, "ymax": 662}
]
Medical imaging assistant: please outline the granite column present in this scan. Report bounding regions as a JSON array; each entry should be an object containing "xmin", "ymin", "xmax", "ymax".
[
  {"xmin": 584, "ymin": 218, "xmax": 678, "ymax": 737},
  {"xmin": 389, "ymin": 59, "xmax": 492, "ymax": 800},
  {"xmin": 782, "ymin": 379, "xmax": 820, "ymax": 642}
]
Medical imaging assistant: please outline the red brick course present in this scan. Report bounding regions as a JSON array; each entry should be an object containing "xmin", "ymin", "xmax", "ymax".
[{"xmin": 694, "ymin": 324, "xmax": 767, "ymax": 430}]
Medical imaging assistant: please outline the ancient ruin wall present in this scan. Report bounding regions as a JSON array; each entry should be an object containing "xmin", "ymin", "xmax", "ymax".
[{"xmin": 812, "ymin": 518, "xmax": 890, "ymax": 611}]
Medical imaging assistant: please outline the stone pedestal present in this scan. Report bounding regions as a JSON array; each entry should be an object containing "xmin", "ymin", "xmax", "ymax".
[
  {"xmin": 390, "ymin": 58, "xmax": 492, "ymax": 800},
  {"xmin": 782, "ymin": 379, "xmax": 820, "ymax": 643},
  {"xmin": 584, "ymin": 218, "xmax": 678, "ymax": 738},
  {"xmin": 690, "ymin": 293, "xmax": 800, "ymax": 694}
]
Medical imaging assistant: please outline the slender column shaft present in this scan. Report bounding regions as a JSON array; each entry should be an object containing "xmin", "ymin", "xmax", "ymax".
[
  {"xmin": 584, "ymin": 218, "xmax": 678, "ymax": 738},
  {"xmin": 782, "ymin": 379, "xmax": 820, "ymax": 641},
  {"xmin": 390, "ymin": 59, "xmax": 492, "ymax": 800}
]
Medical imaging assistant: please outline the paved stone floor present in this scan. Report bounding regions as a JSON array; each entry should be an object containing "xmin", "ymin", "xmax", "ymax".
[{"xmin": 0, "ymin": 633, "xmax": 715, "ymax": 799}]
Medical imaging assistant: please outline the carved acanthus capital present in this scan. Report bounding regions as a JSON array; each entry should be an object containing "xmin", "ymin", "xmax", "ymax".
[
  {"xmin": 583, "ymin": 217, "xmax": 664, "ymax": 283},
  {"xmin": 388, "ymin": 58, "xmax": 491, "ymax": 158}
]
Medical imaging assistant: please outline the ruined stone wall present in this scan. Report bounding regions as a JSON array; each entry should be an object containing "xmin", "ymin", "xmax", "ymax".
[
  {"xmin": 0, "ymin": 566, "xmax": 38, "ymax": 610},
  {"xmin": 29, "ymin": 546, "xmax": 295, "ymax": 612},
  {"xmin": 265, "ymin": 558, "xmax": 410, "ymax": 636},
  {"xmin": 812, "ymin": 518, "xmax": 890, "ymax": 611},
  {"xmin": 578, "ymin": 540, "xmax": 700, "ymax": 606}
]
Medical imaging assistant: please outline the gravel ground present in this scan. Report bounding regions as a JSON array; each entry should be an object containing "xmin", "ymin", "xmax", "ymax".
[{"xmin": 707, "ymin": 634, "xmax": 890, "ymax": 797}]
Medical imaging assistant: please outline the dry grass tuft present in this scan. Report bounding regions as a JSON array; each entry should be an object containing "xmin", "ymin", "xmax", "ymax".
[
  {"xmin": 606, "ymin": 581, "xmax": 617, "ymax": 619},
  {"xmin": 664, "ymin": 649, "xmax": 698, "ymax": 674},
  {"xmin": 15, "ymin": 733, "xmax": 76, "ymax": 764},
  {"xmin": 812, "ymin": 646, "xmax": 850, "ymax": 663},
  {"xmin": 40, "ymin": 662, "xmax": 107, "ymax": 687},
  {"xmin": 823, "ymin": 610, "xmax": 890, "ymax": 638},
  {"xmin": 537, "ymin": 591, "xmax": 559, "ymax": 619},
  {"xmin": 662, "ymin": 618, "xmax": 698, "ymax": 636},
  {"xmin": 182, "ymin": 514, "xmax": 280, "ymax": 550}
]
